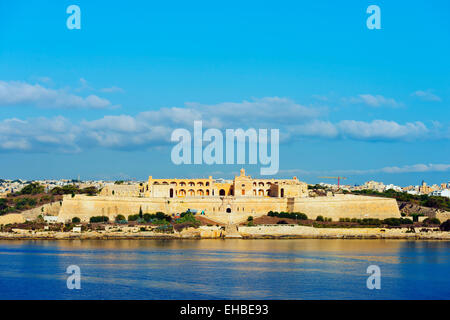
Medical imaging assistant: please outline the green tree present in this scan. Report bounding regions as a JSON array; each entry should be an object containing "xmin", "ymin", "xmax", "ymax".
[
  {"xmin": 20, "ymin": 183, "xmax": 44, "ymax": 195},
  {"xmin": 115, "ymin": 214, "xmax": 126, "ymax": 222}
]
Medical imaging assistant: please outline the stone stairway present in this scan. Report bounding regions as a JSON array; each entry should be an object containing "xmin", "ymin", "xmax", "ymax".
[{"xmin": 224, "ymin": 223, "xmax": 242, "ymax": 238}]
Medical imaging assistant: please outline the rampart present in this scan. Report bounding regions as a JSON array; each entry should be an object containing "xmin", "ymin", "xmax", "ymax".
[{"xmin": 57, "ymin": 194, "xmax": 400, "ymax": 223}]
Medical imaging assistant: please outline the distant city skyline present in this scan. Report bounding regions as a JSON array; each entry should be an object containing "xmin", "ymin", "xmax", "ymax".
[{"xmin": 0, "ymin": 1, "xmax": 449, "ymax": 185}]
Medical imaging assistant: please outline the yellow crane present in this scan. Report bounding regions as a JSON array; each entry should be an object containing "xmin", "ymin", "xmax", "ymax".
[{"xmin": 318, "ymin": 176, "xmax": 347, "ymax": 189}]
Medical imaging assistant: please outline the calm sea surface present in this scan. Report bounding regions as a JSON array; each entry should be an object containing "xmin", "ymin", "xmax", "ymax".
[{"xmin": 0, "ymin": 239, "xmax": 449, "ymax": 300}]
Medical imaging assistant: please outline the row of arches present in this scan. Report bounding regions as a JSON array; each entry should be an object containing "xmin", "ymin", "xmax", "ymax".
[
  {"xmin": 173, "ymin": 189, "xmax": 211, "ymax": 197},
  {"xmin": 153, "ymin": 181, "xmax": 210, "ymax": 187}
]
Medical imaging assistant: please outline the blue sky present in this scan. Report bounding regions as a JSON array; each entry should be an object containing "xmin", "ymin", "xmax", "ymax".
[{"xmin": 0, "ymin": 0, "xmax": 449, "ymax": 186}]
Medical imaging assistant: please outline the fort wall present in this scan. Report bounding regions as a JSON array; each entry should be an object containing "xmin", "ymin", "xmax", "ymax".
[{"xmin": 57, "ymin": 194, "xmax": 400, "ymax": 223}]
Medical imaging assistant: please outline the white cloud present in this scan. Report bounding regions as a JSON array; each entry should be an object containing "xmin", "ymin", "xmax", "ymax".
[
  {"xmin": 411, "ymin": 90, "xmax": 441, "ymax": 102},
  {"xmin": 380, "ymin": 163, "xmax": 450, "ymax": 173},
  {"xmin": 0, "ymin": 97, "xmax": 447, "ymax": 153},
  {"xmin": 281, "ymin": 163, "xmax": 450, "ymax": 176},
  {"xmin": 100, "ymin": 86, "xmax": 124, "ymax": 93},
  {"xmin": 344, "ymin": 94, "xmax": 402, "ymax": 107},
  {"xmin": 337, "ymin": 120, "xmax": 428, "ymax": 141},
  {"xmin": 0, "ymin": 80, "xmax": 115, "ymax": 109},
  {"xmin": 0, "ymin": 116, "xmax": 80, "ymax": 152}
]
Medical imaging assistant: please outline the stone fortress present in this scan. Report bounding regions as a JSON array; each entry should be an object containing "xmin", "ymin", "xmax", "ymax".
[{"xmin": 57, "ymin": 169, "xmax": 401, "ymax": 224}]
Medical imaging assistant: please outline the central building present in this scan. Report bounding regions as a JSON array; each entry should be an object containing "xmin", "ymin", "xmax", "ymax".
[{"xmin": 141, "ymin": 168, "xmax": 308, "ymax": 199}]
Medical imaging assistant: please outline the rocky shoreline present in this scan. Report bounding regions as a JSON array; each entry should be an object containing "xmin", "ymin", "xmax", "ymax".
[{"xmin": 1, "ymin": 225, "xmax": 449, "ymax": 240}]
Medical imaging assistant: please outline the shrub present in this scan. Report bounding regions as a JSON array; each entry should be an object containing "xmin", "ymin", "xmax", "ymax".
[
  {"xmin": 423, "ymin": 218, "xmax": 441, "ymax": 225},
  {"xmin": 89, "ymin": 216, "xmax": 109, "ymax": 223},
  {"xmin": 20, "ymin": 183, "xmax": 44, "ymax": 195},
  {"xmin": 439, "ymin": 219, "xmax": 450, "ymax": 231},
  {"xmin": 316, "ymin": 215, "xmax": 324, "ymax": 222},
  {"xmin": 247, "ymin": 216, "xmax": 253, "ymax": 222},
  {"xmin": 14, "ymin": 198, "xmax": 37, "ymax": 210},
  {"xmin": 115, "ymin": 214, "xmax": 126, "ymax": 222},
  {"xmin": 277, "ymin": 220, "xmax": 288, "ymax": 224},
  {"xmin": 128, "ymin": 214, "xmax": 139, "ymax": 221},
  {"xmin": 360, "ymin": 218, "xmax": 382, "ymax": 226},
  {"xmin": 72, "ymin": 217, "xmax": 81, "ymax": 223},
  {"xmin": 141, "ymin": 212, "xmax": 172, "ymax": 223},
  {"xmin": 400, "ymin": 218, "xmax": 413, "ymax": 225},
  {"xmin": 382, "ymin": 218, "xmax": 413, "ymax": 226},
  {"xmin": 267, "ymin": 211, "xmax": 308, "ymax": 220},
  {"xmin": 176, "ymin": 212, "xmax": 199, "ymax": 225}
]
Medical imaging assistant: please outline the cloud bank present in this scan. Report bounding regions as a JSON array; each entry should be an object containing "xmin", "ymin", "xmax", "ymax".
[
  {"xmin": 0, "ymin": 96, "xmax": 447, "ymax": 153},
  {"xmin": 0, "ymin": 80, "xmax": 115, "ymax": 109}
]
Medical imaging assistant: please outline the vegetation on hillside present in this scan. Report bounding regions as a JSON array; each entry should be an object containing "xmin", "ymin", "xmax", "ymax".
[
  {"xmin": 268, "ymin": 211, "xmax": 308, "ymax": 220},
  {"xmin": 352, "ymin": 189, "xmax": 450, "ymax": 211},
  {"xmin": 0, "ymin": 183, "xmax": 98, "ymax": 216},
  {"xmin": 50, "ymin": 185, "xmax": 99, "ymax": 196}
]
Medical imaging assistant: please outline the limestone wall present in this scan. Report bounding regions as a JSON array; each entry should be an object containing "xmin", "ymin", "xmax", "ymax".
[
  {"xmin": 21, "ymin": 202, "xmax": 62, "ymax": 221},
  {"xmin": 436, "ymin": 211, "xmax": 450, "ymax": 223},
  {"xmin": 0, "ymin": 213, "xmax": 25, "ymax": 225},
  {"xmin": 57, "ymin": 194, "xmax": 400, "ymax": 223},
  {"xmin": 292, "ymin": 194, "xmax": 400, "ymax": 220}
]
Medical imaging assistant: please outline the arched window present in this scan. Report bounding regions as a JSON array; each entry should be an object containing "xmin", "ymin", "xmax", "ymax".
[{"xmin": 219, "ymin": 189, "xmax": 226, "ymax": 196}]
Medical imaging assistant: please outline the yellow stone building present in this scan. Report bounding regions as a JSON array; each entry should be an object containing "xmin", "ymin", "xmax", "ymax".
[
  {"xmin": 66, "ymin": 168, "xmax": 399, "ymax": 223},
  {"xmin": 101, "ymin": 168, "xmax": 308, "ymax": 199}
]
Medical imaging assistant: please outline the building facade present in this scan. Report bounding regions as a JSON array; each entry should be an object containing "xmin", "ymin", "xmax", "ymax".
[{"xmin": 101, "ymin": 168, "xmax": 308, "ymax": 199}]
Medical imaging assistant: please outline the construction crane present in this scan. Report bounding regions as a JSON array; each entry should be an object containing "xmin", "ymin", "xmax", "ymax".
[{"xmin": 318, "ymin": 176, "xmax": 347, "ymax": 189}]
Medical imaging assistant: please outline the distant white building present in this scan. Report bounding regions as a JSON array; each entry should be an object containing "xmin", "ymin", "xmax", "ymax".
[
  {"xmin": 43, "ymin": 216, "xmax": 58, "ymax": 224},
  {"xmin": 384, "ymin": 184, "xmax": 402, "ymax": 192},
  {"xmin": 430, "ymin": 189, "xmax": 450, "ymax": 198}
]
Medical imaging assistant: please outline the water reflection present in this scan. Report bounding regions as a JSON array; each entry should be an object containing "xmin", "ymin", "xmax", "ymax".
[{"xmin": 0, "ymin": 240, "xmax": 449, "ymax": 299}]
